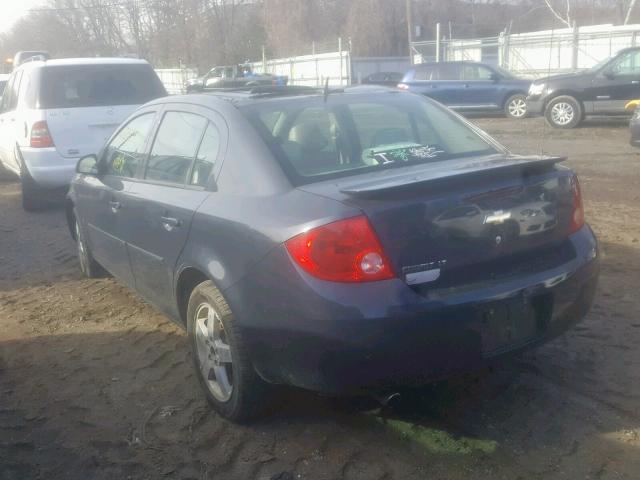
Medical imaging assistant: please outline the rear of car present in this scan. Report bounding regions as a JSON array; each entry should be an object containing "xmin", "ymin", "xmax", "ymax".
[
  {"xmin": 218, "ymin": 90, "xmax": 599, "ymax": 395},
  {"xmin": 2, "ymin": 58, "xmax": 166, "ymax": 209},
  {"xmin": 67, "ymin": 87, "xmax": 599, "ymax": 421}
]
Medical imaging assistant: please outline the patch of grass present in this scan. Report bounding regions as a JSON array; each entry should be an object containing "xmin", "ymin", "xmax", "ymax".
[{"xmin": 378, "ymin": 417, "xmax": 497, "ymax": 455}]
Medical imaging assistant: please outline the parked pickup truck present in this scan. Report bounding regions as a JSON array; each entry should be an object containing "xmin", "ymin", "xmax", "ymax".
[{"xmin": 185, "ymin": 64, "xmax": 288, "ymax": 92}]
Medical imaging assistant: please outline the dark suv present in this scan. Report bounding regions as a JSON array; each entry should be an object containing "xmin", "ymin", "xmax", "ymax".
[
  {"xmin": 399, "ymin": 61, "xmax": 532, "ymax": 119},
  {"xmin": 527, "ymin": 47, "xmax": 640, "ymax": 128}
]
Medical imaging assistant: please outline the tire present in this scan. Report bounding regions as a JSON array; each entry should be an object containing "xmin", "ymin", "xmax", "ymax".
[
  {"xmin": 187, "ymin": 280, "xmax": 268, "ymax": 422},
  {"xmin": 544, "ymin": 95, "xmax": 583, "ymax": 129},
  {"xmin": 18, "ymin": 154, "xmax": 48, "ymax": 211},
  {"xmin": 504, "ymin": 93, "xmax": 528, "ymax": 119},
  {"xmin": 73, "ymin": 210, "xmax": 105, "ymax": 278}
]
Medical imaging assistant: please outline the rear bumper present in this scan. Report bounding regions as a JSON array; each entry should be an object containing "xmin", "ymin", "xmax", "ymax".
[
  {"xmin": 19, "ymin": 146, "xmax": 78, "ymax": 188},
  {"xmin": 225, "ymin": 226, "xmax": 599, "ymax": 394}
]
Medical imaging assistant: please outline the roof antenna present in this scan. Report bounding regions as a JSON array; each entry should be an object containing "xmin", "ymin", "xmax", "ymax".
[
  {"xmin": 539, "ymin": 20, "xmax": 556, "ymax": 157},
  {"xmin": 323, "ymin": 77, "xmax": 330, "ymax": 102}
]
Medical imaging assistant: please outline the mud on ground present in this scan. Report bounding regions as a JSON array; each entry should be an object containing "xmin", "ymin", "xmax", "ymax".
[{"xmin": 1, "ymin": 117, "xmax": 639, "ymax": 479}]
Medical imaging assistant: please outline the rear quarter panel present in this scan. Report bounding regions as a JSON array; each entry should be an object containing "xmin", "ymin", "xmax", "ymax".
[
  {"xmin": 179, "ymin": 189, "xmax": 358, "ymax": 294},
  {"xmin": 174, "ymin": 104, "xmax": 360, "ymax": 307}
]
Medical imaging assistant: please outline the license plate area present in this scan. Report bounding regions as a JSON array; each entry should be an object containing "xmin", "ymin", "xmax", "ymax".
[{"xmin": 480, "ymin": 293, "xmax": 553, "ymax": 355}]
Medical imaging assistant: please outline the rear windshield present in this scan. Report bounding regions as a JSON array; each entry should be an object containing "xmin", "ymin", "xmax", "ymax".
[
  {"xmin": 240, "ymin": 93, "xmax": 500, "ymax": 185},
  {"xmin": 39, "ymin": 64, "xmax": 166, "ymax": 109}
]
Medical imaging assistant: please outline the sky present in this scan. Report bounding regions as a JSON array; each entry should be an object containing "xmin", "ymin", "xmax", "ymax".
[{"xmin": 0, "ymin": 0, "xmax": 42, "ymax": 34}]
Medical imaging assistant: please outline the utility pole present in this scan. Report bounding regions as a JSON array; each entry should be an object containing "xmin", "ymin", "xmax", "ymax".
[{"xmin": 406, "ymin": 0, "xmax": 414, "ymax": 65}]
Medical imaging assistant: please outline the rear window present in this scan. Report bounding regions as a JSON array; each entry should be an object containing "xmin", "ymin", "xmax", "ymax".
[
  {"xmin": 240, "ymin": 93, "xmax": 499, "ymax": 185},
  {"xmin": 39, "ymin": 64, "xmax": 166, "ymax": 109},
  {"xmin": 0, "ymin": 80, "xmax": 7, "ymax": 96}
]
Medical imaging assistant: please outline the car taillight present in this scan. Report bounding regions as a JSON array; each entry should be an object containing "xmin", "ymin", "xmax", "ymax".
[
  {"xmin": 30, "ymin": 121, "xmax": 54, "ymax": 148},
  {"xmin": 397, "ymin": 83, "xmax": 409, "ymax": 90},
  {"xmin": 285, "ymin": 215, "xmax": 395, "ymax": 283},
  {"xmin": 570, "ymin": 175, "xmax": 585, "ymax": 233}
]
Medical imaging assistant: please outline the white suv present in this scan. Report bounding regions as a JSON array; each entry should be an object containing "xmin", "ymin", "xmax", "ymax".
[{"xmin": 0, "ymin": 58, "xmax": 166, "ymax": 210}]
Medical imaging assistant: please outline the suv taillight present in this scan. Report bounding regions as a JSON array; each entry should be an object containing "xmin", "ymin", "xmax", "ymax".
[
  {"xmin": 285, "ymin": 216, "xmax": 395, "ymax": 283},
  {"xmin": 30, "ymin": 121, "xmax": 54, "ymax": 148},
  {"xmin": 570, "ymin": 175, "xmax": 585, "ymax": 233}
]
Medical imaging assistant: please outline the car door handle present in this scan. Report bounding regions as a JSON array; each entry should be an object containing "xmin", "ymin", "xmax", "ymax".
[
  {"xmin": 109, "ymin": 201, "xmax": 122, "ymax": 212},
  {"xmin": 633, "ymin": 80, "xmax": 640, "ymax": 84},
  {"xmin": 160, "ymin": 216, "xmax": 181, "ymax": 231}
]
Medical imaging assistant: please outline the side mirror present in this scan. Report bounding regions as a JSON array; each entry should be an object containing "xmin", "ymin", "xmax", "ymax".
[
  {"xmin": 603, "ymin": 68, "xmax": 616, "ymax": 79},
  {"xmin": 76, "ymin": 154, "xmax": 98, "ymax": 175},
  {"xmin": 490, "ymin": 73, "xmax": 500, "ymax": 82}
]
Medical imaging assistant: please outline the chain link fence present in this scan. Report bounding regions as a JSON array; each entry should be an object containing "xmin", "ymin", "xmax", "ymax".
[{"xmin": 411, "ymin": 23, "xmax": 640, "ymax": 78}]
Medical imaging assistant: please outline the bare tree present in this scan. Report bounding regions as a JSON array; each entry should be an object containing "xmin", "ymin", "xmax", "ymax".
[
  {"xmin": 543, "ymin": 0, "xmax": 573, "ymax": 27},
  {"xmin": 625, "ymin": 0, "xmax": 638, "ymax": 24}
]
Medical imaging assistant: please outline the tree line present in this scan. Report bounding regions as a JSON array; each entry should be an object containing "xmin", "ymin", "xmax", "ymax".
[{"xmin": 0, "ymin": 0, "xmax": 637, "ymax": 72}]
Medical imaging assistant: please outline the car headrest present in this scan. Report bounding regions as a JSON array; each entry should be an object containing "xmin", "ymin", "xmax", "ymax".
[{"xmin": 289, "ymin": 122, "xmax": 329, "ymax": 151}]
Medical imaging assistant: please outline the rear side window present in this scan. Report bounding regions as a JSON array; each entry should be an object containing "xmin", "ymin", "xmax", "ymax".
[
  {"xmin": 0, "ymin": 70, "xmax": 22, "ymax": 112},
  {"xmin": 104, "ymin": 113, "xmax": 155, "ymax": 178},
  {"xmin": 0, "ymin": 75, "xmax": 15, "ymax": 112},
  {"xmin": 610, "ymin": 49, "xmax": 640, "ymax": 75},
  {"xmin": 39, "ymin": 64, "xmax": 166, "ymax": 109},
  {"xmin": 191, "ymin": 123, "xmax": 220, "ymax": 187},
  {"xmin": 145, "ymin": 112, "xmax": 207, "ymax": 184}
]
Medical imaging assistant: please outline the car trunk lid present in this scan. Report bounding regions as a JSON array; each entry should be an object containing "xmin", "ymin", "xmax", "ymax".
[
  {"xmin": 45, "ymin": 105, "xmax": 137, "ymax": 158},
  {"xmin": 37, "ymin": 62, "xmax": 166, "ymax": 158},
  {"xmin": 298, "ymin": 154, "xmax": 577, "ymax": 289}
]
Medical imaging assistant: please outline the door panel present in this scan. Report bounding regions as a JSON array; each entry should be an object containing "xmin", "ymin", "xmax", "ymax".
[
  {"xmin": 588, "ymin": 76, "xmax": 640, "ymax": 113},
  {"xmin": 121, "ymin": 183, "xmax": 209, "ymax": 313},
  {"xmin": 121, "ymin": 109, "xmax": 219, "ymax": 314},
  {"xmin": 458, "ymin": 64, "xmax": 500, "ymax": 107},
  {"xmin": 76, "ymin": 110, "xmax": 158, "ymax": 286},
  {"xmin": 432, "ymin": 64, "xmax": 466, "ymax": 106},
  {"xmin": 46, "ymin": 105, "xmax": 137, "ymax": 158},
  {"xmin": 76, "ymin": 174, "xmax": 135, "ymax": 287}
]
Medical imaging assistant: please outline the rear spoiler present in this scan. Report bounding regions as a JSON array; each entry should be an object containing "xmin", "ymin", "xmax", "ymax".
[{"xmin": 339, "ymin": 155, "xmax": 566, "ymax": 196}]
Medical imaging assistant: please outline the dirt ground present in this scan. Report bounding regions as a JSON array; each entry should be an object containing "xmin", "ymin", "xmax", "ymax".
[{"xmin": 1, "ymin": 116, "xmax": 639, "ymax": 480}]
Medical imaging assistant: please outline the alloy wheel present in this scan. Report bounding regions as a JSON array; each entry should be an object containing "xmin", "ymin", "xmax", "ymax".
[
  {"xmin": 194, "ymin": 302, "xmax": 234, "ymax": 402},
  {"xmin": 508, "ymin": 98, "xmax": 527, "ymax": 118},
  {"xmin": 551, "ymin": 102, "xmax": 575, "ymax": 126}
]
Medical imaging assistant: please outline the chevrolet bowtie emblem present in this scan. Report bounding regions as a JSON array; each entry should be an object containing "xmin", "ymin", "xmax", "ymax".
[{"xmin": 484, "ymin": 210, "xmax": 511, "ymax": 225}]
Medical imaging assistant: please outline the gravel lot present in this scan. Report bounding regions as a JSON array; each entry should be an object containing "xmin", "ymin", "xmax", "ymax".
[{"xmin": 1, "ymin": 116, "xmax": 639, "ymax": 480}]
